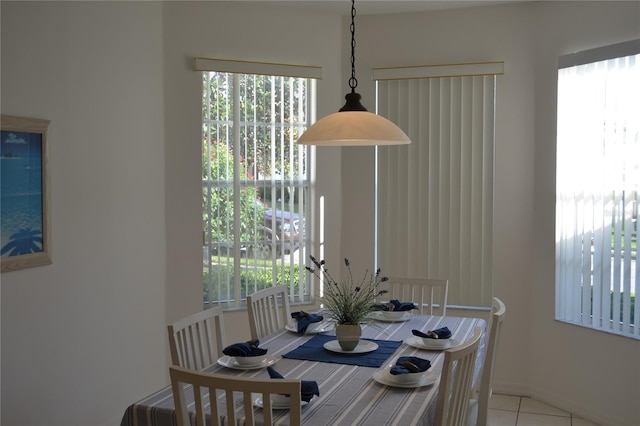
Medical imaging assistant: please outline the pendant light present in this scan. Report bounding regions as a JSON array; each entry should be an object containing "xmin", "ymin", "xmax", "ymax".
[{"xmin": 297, "ymin": 0, "xmax": 411, "ymax": 146}]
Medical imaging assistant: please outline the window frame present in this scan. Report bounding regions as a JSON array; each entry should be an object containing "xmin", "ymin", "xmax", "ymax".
[
  {"xmin": 198, "ymin": 58, "xmax": 319, "ymax": 310},
  {"xmin": 555, "ymin": 40, "xmax": 640, "ymax": 339}
]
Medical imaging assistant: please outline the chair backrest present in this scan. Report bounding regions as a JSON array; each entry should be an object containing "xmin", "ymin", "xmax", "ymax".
[
  {"xmin": 247, "ymin": 285, "xmax": 291, "ymax": 340},
  {"xmin": 474, "ymin": 297, "xmax": 507, "ymax": 426},
  {"xmin": 170, "ymin": 365, "xmax": 301, "ymax": 426},
  {"xmin": 383, "ymin": 277, "xmax": 449, "ymax": 315},
  {"xmin": 168, "ymin": 306, "xmax": 227, "ymax": 371},
  {"xmin": 434, "ymin": 326, "xmax": 483, "ymax": 426}
]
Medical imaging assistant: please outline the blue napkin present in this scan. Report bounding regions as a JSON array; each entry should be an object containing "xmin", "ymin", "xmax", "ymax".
[
  {"xmin": 411, "ymin": 326, "xmax": 452, "ymax": 339},
  {"xmin": 222, "ymin": 339, "xmax": 268, "ymax": 357},
  {"xmin": 372, "ymin": 299, "xmax": 417, "ymax": 312},
  {"xmin": 389, "ymin": 356, "xmax": 432, "ymax": 375},
  {"xmin": 267, "ymin": 366, "xmax": 320, "ymax": 402},
  {"xmin": 291, "ymin": 311, "xmax": 324, "ymax": 333},
  {"xmin": 282, "ymin": 334, "xmax": 403, "ymax": 368}
]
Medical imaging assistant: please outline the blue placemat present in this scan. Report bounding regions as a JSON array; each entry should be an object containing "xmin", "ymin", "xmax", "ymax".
[{"xmin": 282, "ymin": 334, "xmax": 403, "ymax": 368}]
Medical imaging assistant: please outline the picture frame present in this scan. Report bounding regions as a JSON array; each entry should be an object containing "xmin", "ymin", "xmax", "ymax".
[{"xmin": 1, "ymin": 115, "xmax": 51, "ymax": 272}]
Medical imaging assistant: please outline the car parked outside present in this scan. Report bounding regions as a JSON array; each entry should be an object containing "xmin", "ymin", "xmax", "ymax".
[
  {"xmin": 263, "ymin": 208, "xmax": 302, "ymax": 254},
  {"xmin": 205, "ymin": 226, "xmax": 282, "ymax": 260},
  {"xmin": 204, "ymin": 208, "xmax": 303, "ymax": 261}
]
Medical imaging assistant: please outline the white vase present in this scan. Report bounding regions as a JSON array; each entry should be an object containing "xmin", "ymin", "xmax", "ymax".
[{"xmin": 335, "ymin": 324, "xmax": 362, "ymax": 351}]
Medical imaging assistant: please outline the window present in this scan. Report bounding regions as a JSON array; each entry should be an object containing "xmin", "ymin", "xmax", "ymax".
[
  {"xmin": 198, "ymin": 58, "xmax": 319, "ymax": 309},
  {"xmin": 556, "ymin": 40, "xmax": 640, "ymax": 338},
  {"xmin": 374, "ymin": 62, "xmax": 503, "ymax": 308}
]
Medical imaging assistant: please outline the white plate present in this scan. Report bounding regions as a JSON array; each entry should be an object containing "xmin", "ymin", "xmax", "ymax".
[
  {"xmin": 405, "ymin": 335, "xmax": 459, "ymax": 351},
  {"xmin": 217, "ymin": 355, "xmax": 280, "ymax": 370},
  {"xmin": 369, "ymin": 311, "xmax": 413, "ymax": 322},
  {"xmin": 372, "ymin": 368, "xmax": 438, "ymax": 388},
  {"xmin": 285, "ymin": 321, "xmax": 334, "ymax": 335},
  {"xmin": 378, "ymin": 363, "xmax": 422, "ymax": 385},
  {"xmin": 322, "ymin": 339, "xmax": 379, "ymax": 354},
  {"xmin": 252, "ymin": 394, "xmax": 309, "ymax": 410}
]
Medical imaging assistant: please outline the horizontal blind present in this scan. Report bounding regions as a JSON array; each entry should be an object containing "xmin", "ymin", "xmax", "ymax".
[
  {"xmin": 375, "ymin": 63, "xmax": 500, "ymax": 307},
  {"xmin": 556, "ymin": 43, "xmax": 639, "ymax": 338}
]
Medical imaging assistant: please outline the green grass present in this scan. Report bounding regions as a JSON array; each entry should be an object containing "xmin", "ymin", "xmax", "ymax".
[
  {"xmin": 203, "ymin": 262, "xmax": 301, "ymax": 303},
  {"xmin": 608, "ymin": 225, "xmax": 637, "ymax": 258}
]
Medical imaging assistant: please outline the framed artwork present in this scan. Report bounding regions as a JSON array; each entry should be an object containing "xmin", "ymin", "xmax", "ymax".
[{"xmin": 1, "ymin": 115, "xmax": 51, "ymax": 272}]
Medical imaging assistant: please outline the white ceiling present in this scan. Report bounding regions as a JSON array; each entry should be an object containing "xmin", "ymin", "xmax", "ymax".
[{"xmin": 245, "ymin": 0, "xmax": 528, "ymax": 16}]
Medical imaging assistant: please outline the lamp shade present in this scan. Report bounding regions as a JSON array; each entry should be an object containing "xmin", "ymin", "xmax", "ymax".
[{"xmin": 297, "ymin": 111, "xmax": 411, "ymax": 146}]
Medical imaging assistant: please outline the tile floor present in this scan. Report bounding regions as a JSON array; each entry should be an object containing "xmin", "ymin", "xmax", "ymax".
[{"xmin": 488, "ymin": 394, "xmax": 602, "ymax": 426}]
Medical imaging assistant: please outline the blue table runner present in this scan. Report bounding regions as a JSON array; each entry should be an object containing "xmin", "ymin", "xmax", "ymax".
[{"xmin": 282, "ymin": 334, "xmax": 403, "ymax": 368}]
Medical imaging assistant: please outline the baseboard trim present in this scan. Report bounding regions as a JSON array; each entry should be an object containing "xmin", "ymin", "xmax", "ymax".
[{"xmin": 492, "ymin": 380, "xmax": 531, "ymax": 398}]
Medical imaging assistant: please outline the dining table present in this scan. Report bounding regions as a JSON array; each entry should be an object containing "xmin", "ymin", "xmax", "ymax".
[{"xmin": 120, "ymin": 313, "xmax": 486, "ymax": 426}]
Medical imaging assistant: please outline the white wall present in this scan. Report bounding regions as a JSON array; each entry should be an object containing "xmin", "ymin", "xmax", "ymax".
[
  {"xmin": 342, "ymin": 2, "xmax": 639, "ymax": 425},
  {"xmin": 163, "ymin": 0, "xmax": 346, "ymax": 418},
  {"xmin": 348, "ymin": 0, "xmax": 539, "ymax": 397},
  {"xmin": 1, "ymin": 1, "xmax": 638, "ymax": 426},
  {"xmin": 530, "ymin": 3, "xmax": 640, "ymax": 425},
  {"xmin": 1, "ymin": 2, "xmax": 166, "ymax": 425},
  {"xmin": 160, "ymin": 0, "xmax": 345, "ymax": 354},
  {"xmin": 343, "ymin": 2, "xmax": 539, "ymax": 315},
  {"xmin": 1, "ymin": 2, "xmax": 344, "ymax": 425}
]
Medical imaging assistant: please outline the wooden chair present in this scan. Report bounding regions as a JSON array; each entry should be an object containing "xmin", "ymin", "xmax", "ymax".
[
  {"xmin": 467, "ymin": 297, "xmax": 507, "ymax": 426},
  {"xmin": 383, "ymin": 277, "xmax": 449, "ymax": 315},
  {"xmin": 247, "ymin": 285, "xmax": 292, "ymax": 340},
  {"xmin": 434, "ymin": 326, "xmax": 483, "ymax": 426},
  {"xmin": 170, "ymin": 365, "xmax": 301, "ymax": 426},
  {"xmin": 168, "ymin": 306, "xmax": 227, "ymax": 371}
]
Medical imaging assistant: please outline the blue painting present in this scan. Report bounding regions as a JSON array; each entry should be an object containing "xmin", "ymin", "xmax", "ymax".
[{"xmin": 0, "ymin": 130, "xmax": 44, "ymax": 257}]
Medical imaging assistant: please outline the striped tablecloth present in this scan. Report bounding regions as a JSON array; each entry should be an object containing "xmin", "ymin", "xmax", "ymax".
[{"xmin": 121, "ymin": 314, "xmax": 486, "ymax": 426}]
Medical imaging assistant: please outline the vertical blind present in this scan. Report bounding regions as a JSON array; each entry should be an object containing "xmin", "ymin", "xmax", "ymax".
[
  {"xmin": 556, "ymin": 41, "xmax": 640, "ymax": 338},
  {"xmin": 374, "ymin": 62, "xmax": 503, "ymax": 307},
  {"xmin": 197, "ymin": 57, "xmax": 319, "ymax": 309}
]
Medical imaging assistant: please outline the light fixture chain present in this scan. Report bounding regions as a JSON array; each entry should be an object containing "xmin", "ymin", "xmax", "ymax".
[
  {"xmin": 348, "ymin": 0, "xmax": 358, "ymax": 93},
  {"xmin": 296, "ymin": 0, "xmax": 411, "ymax": 145}
]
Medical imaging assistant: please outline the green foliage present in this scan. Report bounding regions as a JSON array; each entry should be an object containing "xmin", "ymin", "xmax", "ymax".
[
  {"xmin": 202, "ymin": 72, "xmax": 308, "ymax": 182},
  {"xmin": 202, "ymin": 139, "xmax": 264, "ymax": 242},
  {"xmin": 203, "ymin": 263, "xmax": 301, "ymax": 302},
  {"xmin": 201, "ymin": 71, "xmax": 311, "ymax": 304}
]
